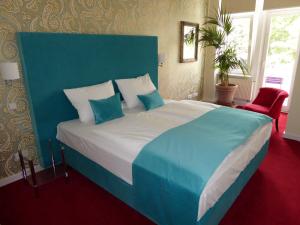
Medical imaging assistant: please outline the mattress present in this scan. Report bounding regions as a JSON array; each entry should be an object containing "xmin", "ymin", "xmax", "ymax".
[{"xmin": 57, "ymin": 100, "xmax": 272, "ymax": 220}]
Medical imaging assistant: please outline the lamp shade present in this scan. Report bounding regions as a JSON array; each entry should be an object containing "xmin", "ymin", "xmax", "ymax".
[{"xmin": 0, "ymin": 62, "xmax": 20, "ymax": 80}]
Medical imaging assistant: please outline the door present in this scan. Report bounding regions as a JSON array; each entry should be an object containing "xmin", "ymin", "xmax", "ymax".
[{"xmin": 257, "ymin": 10, "xmax": 300, "ymax": 112}]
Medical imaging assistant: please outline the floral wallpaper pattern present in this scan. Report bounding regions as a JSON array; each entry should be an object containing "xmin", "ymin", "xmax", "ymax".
[{"xmin": 0, "ymin": 0, "xmax": 207, "ymax": 179}]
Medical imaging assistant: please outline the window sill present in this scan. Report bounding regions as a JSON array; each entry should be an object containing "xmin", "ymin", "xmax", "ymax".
[{"xmin": 229, "ymin": 74, "xmax": 252, "ymax": 79}]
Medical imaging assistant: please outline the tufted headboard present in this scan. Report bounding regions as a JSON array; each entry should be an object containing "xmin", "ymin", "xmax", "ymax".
[{"xmin": 17, "ymin": 32, "xmax": 158, "ymax": 167}]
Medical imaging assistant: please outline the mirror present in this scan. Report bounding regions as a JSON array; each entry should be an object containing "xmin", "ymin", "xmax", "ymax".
[{"xmin": 180, "ymin": 21, "xmax": 199, "ymax": 63}]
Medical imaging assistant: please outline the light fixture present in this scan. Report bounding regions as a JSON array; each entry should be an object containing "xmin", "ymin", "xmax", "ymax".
[
  {"xmin": 158, "ymin": 53, "xmax": 166, "ymax": 67},
  {"xmin": 0, "ymin": 62, "xmax": 20, "ymax": 86}
]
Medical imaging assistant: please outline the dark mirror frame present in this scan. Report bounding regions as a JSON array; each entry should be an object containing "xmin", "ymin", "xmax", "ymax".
[{"xmin": 180, "ymin": 21, "xmax": 199, "ymax": 63}]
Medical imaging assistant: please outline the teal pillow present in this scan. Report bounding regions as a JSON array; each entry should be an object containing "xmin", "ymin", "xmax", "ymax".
[
  {"xmin": 89, "ymin": 93, "xmax": 124, "ymax": 124},
  {"xmin": 138, "ymin": 90, "xmax": 164, "ymax": 111}
]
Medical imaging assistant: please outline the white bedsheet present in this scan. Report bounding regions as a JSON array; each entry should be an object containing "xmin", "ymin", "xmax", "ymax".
[{"xmin": 57, "ymin": 100, "xmax": 272, "ymax": 221}]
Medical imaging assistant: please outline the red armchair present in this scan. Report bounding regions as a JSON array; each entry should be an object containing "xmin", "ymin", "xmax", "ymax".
[{"xmin": 237, "ymin": 87, "xmax": 289, "ymax": 131}]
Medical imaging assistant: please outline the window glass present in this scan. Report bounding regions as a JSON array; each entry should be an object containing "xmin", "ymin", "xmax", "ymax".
[{"xmin": 227, "ymin": 15, "xmax": 253, "ymax": 74}]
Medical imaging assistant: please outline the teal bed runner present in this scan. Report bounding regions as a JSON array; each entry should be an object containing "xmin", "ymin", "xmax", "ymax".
[{"xmin": 132, "ymin": 107, "xmax": 272, "ymax": 225}]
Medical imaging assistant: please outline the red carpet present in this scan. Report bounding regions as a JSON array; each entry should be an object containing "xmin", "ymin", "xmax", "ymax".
[{"xmin": 1, "ymin": 114, "xmax": 300, "ymax": 225}]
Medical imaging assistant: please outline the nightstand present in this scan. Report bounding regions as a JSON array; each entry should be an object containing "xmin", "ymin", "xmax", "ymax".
[{"xmin": 18, "ymin": 139, "xmax": 68, "ymax": 196}]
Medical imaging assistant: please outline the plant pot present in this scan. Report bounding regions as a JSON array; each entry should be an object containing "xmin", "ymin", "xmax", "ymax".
[{"xmin": 215, "ymin": 83, "xmax": 238, "ymax": 106}]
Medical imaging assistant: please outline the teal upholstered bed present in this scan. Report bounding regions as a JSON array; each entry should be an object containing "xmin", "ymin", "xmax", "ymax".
[
  {"xmin": 17, "ymin": 32, "xmax": 158, "ymax": 167},
  {"xmin": 18, "ymin": 32, "xmax": 270, "ymax": 225}
]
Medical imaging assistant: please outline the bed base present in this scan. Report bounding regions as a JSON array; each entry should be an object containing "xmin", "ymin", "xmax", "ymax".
[{"xmin": 64, "ymin": 140, "xmax": 270, "ymax": 225}]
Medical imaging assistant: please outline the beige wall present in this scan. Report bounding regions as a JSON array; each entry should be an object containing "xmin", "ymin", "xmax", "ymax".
[
  {"xmin": 285, "ymin": 57, "xmax": 300, "ymax": 141},
  {"xmin": 0, "ymin": 0, "xmax": 207, "ymax": 179}
]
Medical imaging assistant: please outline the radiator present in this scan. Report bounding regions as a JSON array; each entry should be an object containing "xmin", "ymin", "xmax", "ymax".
[{"xmin": 231, "ymin": 77, "xmax": 253, "ymax": 102}]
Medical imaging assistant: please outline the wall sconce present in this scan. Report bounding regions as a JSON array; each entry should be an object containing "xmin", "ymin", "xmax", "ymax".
[
  {"xmin": 0, "ymin": 62, "xmax": 20, "ymax": 86},
  {"xmin": 158, "ymin": 53, "xmax": 166, "ymax": 67}
]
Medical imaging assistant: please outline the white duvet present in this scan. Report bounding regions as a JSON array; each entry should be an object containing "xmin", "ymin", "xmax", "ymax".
[{"xmin": 57, "ymin": 100, "xmax": 272, "ymax": 221}]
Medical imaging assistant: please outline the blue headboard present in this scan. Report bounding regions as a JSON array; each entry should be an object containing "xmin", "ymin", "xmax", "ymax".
[{"xmin": 17, "ymin": 32, "xmax": 158, "ymax": 167}]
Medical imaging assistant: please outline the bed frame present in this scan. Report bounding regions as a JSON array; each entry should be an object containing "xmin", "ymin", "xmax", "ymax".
[{"xmin": 17, "ymin": 32, "xmax": 270, "ymax": 225}]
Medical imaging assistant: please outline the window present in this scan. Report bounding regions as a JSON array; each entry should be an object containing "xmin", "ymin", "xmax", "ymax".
[{"xmin": 227, "ymin": 13, "xmax": 253, "ymax": 75}]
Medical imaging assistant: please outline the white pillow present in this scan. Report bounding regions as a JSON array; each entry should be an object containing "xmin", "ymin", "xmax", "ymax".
[
  {"xmin": 115, "ymin": 73, "xmax": 156, "ymax": 108},
  {"xmin": 64, "ymin": 80, "xmax": 115, "ymax": 123}
]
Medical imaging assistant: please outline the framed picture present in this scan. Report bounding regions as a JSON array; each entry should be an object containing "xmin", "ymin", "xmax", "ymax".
[{"xmin": 180, "ymin": 21, "xmax": 199, "ymax": 63}]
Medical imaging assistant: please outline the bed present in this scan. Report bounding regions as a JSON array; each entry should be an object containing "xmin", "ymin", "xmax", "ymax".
[{"xmin": 17, "ymin": 32, "xmax": 272, "ymax": 225}]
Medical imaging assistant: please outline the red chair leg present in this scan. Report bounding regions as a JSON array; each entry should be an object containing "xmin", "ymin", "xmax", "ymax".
[{"xmin": 276, "ymin": 119, "xmax": 279, "ymax": 132}]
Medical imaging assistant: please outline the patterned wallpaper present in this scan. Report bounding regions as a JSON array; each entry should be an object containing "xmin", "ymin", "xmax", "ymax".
[{"xmin": 0, "ymin": 0, "xmax": 207, "ymax": 179}]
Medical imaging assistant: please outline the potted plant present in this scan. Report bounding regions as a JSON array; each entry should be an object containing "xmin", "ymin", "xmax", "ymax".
[{"xmin": 185, "ymin": 8, "xmax": 249, "ymax": 105}]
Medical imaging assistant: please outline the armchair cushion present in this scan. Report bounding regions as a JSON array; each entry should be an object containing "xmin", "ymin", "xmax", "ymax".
[{"xmin": 241, "ymin": 104, "xmax": 269, "ymax": 115}]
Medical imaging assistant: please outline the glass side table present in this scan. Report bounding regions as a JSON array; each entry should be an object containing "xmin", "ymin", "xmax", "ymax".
[{"xmin": 18, "ymin": 139, "xmax": 69, "ymax": 196}]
